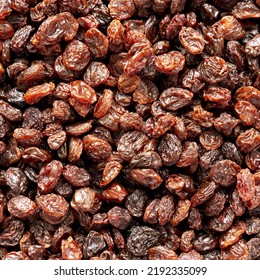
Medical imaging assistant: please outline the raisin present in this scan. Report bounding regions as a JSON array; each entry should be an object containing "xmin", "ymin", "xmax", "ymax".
[
  {"xmin": 230, "ymin": 189, "xmax": 246, "ymax": 217},
  {"xmin": 232, "ymin": 2, "xmax": 260, "ymax": 20},
  {"xmin": 68, "ymin": 137, "xmax": 83, "ymax": 163},
  {"xmin": 5, "ymin": 167, "xmax": 28, "ymax": 195},
  {"xmin": 246, "ymin": 146, "xmax": 260, "ymax": 172},
  {"xmin": 191, "ymin": 181, "xmax": 218, "ymax": 207},
  {"xmin": 158, "ymin": 133, "xmax": 182, "ymax": 166},
  {"xmin": 0, "ymin": 218, "xmax": 24, "ymax": 247},
  {"xmin": 246, "ymin": 217, "xmax": 260, "ymax": 236},
  {"xmin": 127, "ymin": 226, "xmax": 160, "ymax": 257},
  {"xmin": 27, "ymin": 245, "xmax": 46, "ymax": 260},
  {"xmin": 188, "ymin": 208, "xmax": 202, "ymax": 230},
  {"xmin": 125, "ymin": 189, "xmax": 147, "ymax": 217},
  {"xmin": 166, "ymin": 14, "xmax": 186, "ymax": 40},
  {"xmin": 226, "ymin": 41, "xmax": 245, "ymax": 71},
  {"xmin": 221, "ymin": 142, "xmax": 243, "ymax": 166},
  {"xmin": 36, "ymin": 194, "xmax": 69, "ymax": 225},
  {"xmin": 0, "ymin": 139, "xmax": 21, "ymax": 167},
  {"xmin": 130, "ymin": 151, "xmax": 162, "ymax": 170},
  {"xmin": 83, "ymin": 135, "xmax": 112, "ymax": 162},
  {"xmin": 213, "ymin": 16, "xmax": 245, "ymax": 41},
  {"xmin": 117, "ymin": 131, "xmax": 149, "ymax": 161},
  {"xmin": 54, "ymin": 55, "xmax": 77, "ymax": 82},
  {"xmin": 204, "ymin": 191, "xmax": 226, "ymax": 217},
  {"xmin": 120, "ymin": 112, "xmax": 143, "ymax": 131},
  {"xmin": 155, "ymin": 51, "xmax": 185, "ymax": 74},
  {"xmin": 220, "ymin": 221, "xmax": 246, "ymax": 249},
  {"xmin": 159, "ymin": 87, "xmax": 193, "ymax": 111},
  {"xmin": 102, "ymin": 182, "xmax": 127, "ymax": 203},
  {"xmin": 22, "ymin": 107, "xmax": 43, "ymax": 130},
  {"xmin": 70, "ymin": 80, "xmax": 96, "ymax": 105},
  {"xmin": 214, "ymin": 113, "xmax": 239, "ymax": 136},
  {"xmin": 236, "ymin": 128, "xmax": 260, "ymax": 153},
  {"xmin": 247, "ymin": 238, "xmax": 260, "ymax": 260},
  {"xmin": 61, "ymin": 236, "xmax": 82, "ymax": 260},
  {"xmin": 84, "ymin": 62, "xmax": 109, "ymax": 88},
  {"xmin": 47, "ymin": 131, "xmax": 66, "ymax": 150},
  {"xmin": 236, "ymin": 169, "xmax": 256, "ymax": 203},
  {"xmin": 235, "ymin": 101, "xmax": 259, "ymax": 126},
  {"xmin": 0, "ymin": 20, "xmax": 14, "ymax": 39},
  {"xmin": 23, "ymin": 82, "xmax": 55, "ymax": 105},
  {"xmin": 108, "ymin": 0, "xmax": 135, "ymax": 20},
  {"xmin": 193, "ymin": 233, "xmax": 218, "ymax": 252},
  {"xmin": 124, "ymin": 43, "xmax": 153, "ymax": 75},
  {"xmin": 235, "ymin": 86, "xmax": 260, "ymax": 109},
  {"xmin": 63, "ymin": 165, "xmax": 91, "ymax": 188},
  {"xmin": 179, "ymin": 27, "xmax": 205, "ymax": 54},
  {"xmin": 180, "ymin": 230, "xmax": 195, "ymax": 252},
  {"xmin": 107, "ymin": 19, "xmax": 125, "ymax": 52},
  {"xmin": 208, "ymin": 207, "xmax": 235, "ymax": 232},
  {"xmin": 107, "ymin": 206, "xmax": 132, "ymax": 230},
  {"xmin": 245, "ymin": 34, "xmax": 260, "ymax": 58},
  {"xmin": 65, "ymin": 121, "xmax": 92, "ymax": 136},
  {"xmin": 38, "ymin": 160, "xmax": 63, "ymax": 194},
  {"xmin": 85, "ymin": 28, "xmax": 108, "ymax": 58},
  {"xmin": 170, "ymin": 199, "xmax": 191, "ymax": 227},
  {"xmin": 31, "ymin": 12, "xmax": 78, "ymax": 50},
  {"xmin": 71, "ymin": 187, "xmax": 101, "ymax": 215},
  {"xmin": 7, "ymin": 195, "xmax": 37, "ymax": 220},
  {"xmin": 52, "ymin": 101, "xmax": 71, "ymax": 122},
  {"xmin": 210, "ymin": 160, "xmax": 241, "ymax": 187},
  {"xmin": 83, "ymin": 231, "xmax": 106, "ymax": 259},
  {"xmin": 11, "ymin": 25, "xmax": 34, "ymax": 53},
  {"xmin": 143, "ymin": 199, "xmax": 160, "ymax": 224},
  {"xmin": 148, "ymin": 246, "xmax": 178, "ymax": 260},
  {"xmin": 29, "ymin": 220, "xmax": 55, "ymax": 249},
  {"xmin": 198, "ymin": 56, "xmax": 229, "ymax": 84},
  {"xmin": 13, "ymin": 128, "xmax": 43, "ymax": 147},
  {"xmin": 133, "ymin": 79, "xmax": 159, "ymax": 105},
  {"xmin": 0, "ymin": 1, "xmax": 12, "ymax": 20},
  {"xmin": 200, "ymin": 150, "xmax": 222, "ymax": 170},
  {"xmin": 130, "ymin": 169, "xmax": 163, "ymax": 190},
  {"xmin": 158, "ymin": 195, "xmax": 175, "ymax": 226},
  {"xmin": 94, "ymin": 89, "xmax": 113, "ymax": 119},
  {"xmin": 62, "ymin": 40, "xmax": 90, "ymax": 71},
  {"xmin": 203, "ymin": 86, "xmax": 231, "ymax": 106},
  {"xmin": 0, "ymin": 100, "xmax": 22, "ymax": 121},
  {"xmin": 199, "ymin": 131, "xmax": 223, "ymax": 151},
  {"xmin": 2, "ymin": 251, "xmax": 29, "ymax": 260},
  {"xmin": 221, "ymin": 240, "xmax": 249, "ymax": 260},
  {"xmin": 178, "ymin": 249, "xmax": 203, "ymax": 260},
  {"xmin": 176, "ymin": 141, "xmax": 198, "ymax": 168}
]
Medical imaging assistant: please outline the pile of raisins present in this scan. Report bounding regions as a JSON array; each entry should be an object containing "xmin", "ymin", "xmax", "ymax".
[{"xmin": 0, "ymin": 0, "xmax": 260, "ymax": 260}]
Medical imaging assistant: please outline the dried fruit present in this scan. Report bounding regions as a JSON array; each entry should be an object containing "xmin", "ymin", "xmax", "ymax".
[
  {"xmin": 61, "ymin": 236, "xmax": 82, "ymax": 260},
  {"xmin": 38, "ymin": 160, "xmax": 63, "ymax": 194},
  {"xmin": 107, "ymin": 206, "xmax": 132, "ymax": 230},
  {"xmin": 71, "ymin": 187, "xmax": 101, "ymax": 215},
  {"xmin": 198, "ymin": 56, "xmax": 229, "ymax": 84},
  {"xmin": 36, "ymin": 194, "xmax": 69, "ymax": 225},
  {"xmin": 179, "ymin": 27, "xmax": 205, "ymax": 54},
  {"xmin": 7, "ymin": 195, "xmax": 37, "ymax": 220},
  {"xmin": 159, "ymin": 87, "xmax": 193, "ymax": 111},
  {"xmin": 127, "ymin": 226, "xmax": 160, "ymax": 257},
  {"xmin": 155, "ymin": 51, "xmax": 185, "ymax": 74},
  {"xmin": 210, "ymin": 160, "xmax": 241, "ymax": 187},
  {"xmin": 0, "ymin": 0, "xmax": 258, "ymax": 261},
  {"xmin": 63, "ymin": 165, "xmax": 91, "ymax": 187}
]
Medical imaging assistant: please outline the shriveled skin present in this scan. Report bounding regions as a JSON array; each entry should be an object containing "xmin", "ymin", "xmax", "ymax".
[{"xmin": 0, "ymin": 0, "xmax": 259, "ymax": 261}]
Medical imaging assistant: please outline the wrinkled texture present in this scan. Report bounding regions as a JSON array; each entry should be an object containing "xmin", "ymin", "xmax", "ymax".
[{"xmin": 0, "ymin": 0, "xmax": 259, "ymax": 261}]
